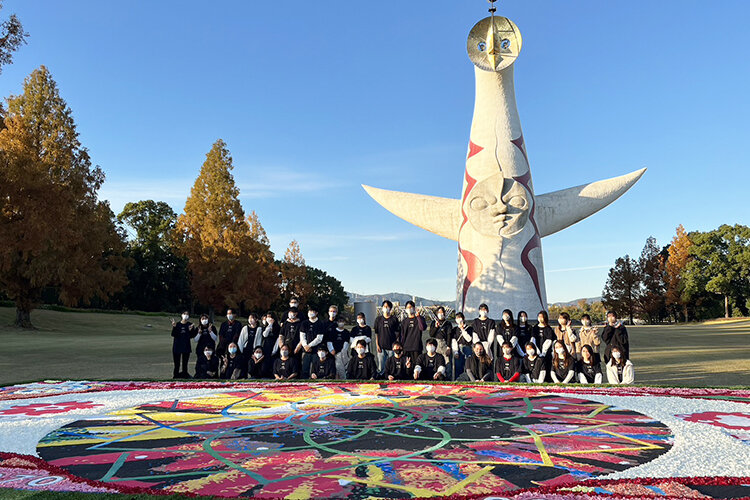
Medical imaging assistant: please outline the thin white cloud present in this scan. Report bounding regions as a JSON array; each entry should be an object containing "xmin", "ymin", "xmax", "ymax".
[{"xmin": 235, "ymin": 165, "xmax": 349, "ymax": 199}]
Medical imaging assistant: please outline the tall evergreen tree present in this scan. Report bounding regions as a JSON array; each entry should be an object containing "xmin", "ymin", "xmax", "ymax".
[
  {"xmin": 175, "ymin": 140, "xmax": 278, "ymax": 314},
  {"xmin": 0, "ymin": 66, "xmax": 129, "ymax": 328},
  {"xmin": 638, "ymin": 236, "xmax": 667, "ymax": 324},
  {"xmin": 602, "ymin": 255, "xmax": 640, "ymax": 324}
]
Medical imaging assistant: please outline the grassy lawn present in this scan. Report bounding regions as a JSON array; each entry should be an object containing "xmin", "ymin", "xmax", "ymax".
[{"xmin": 0, "ymin": 306, "xmax": 748, "ymax": 387}]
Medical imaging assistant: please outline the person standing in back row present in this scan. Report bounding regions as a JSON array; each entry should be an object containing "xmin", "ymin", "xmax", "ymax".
[
  {"xmin": 429, "ymin": 306, "xmax": 453, "ymax": 378},
  {"xmin": 400, "ymin": 301, "xmax": 426, "ymax": 364},
  {"xmin": 217, "ymin": 308, "xmax": 243, "ymax": 356},
  {"xmin": 171, "ymin": 311, "xmax": 195, "ymax": 379},
  {"xmin": 472, "ymin": 304, "xmax": 496, "ymax": 357},
  {"xmin": 374, "ymin": 301, "xmax": 399, "ymax": 375},
  {"xmin": 602, "ymin": 311, "xmax": 629, "ymax": 363}
]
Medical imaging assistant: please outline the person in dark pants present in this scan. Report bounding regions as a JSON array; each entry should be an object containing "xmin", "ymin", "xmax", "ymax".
[
  {"xmin": 193, "ymin": 314, "xmax": 217, "ymax": 359},
  {"xmin": 451, "ymin": 313, "xmax": 473, "ymax": 380},
  {"xmin": 414, "ymin": 339, "xmax": 446, "ymax": 381},
  {"xmin": 602, "ymin": 310, "xmax": 630, "ymax": 363},
  {"xmin": 274, "ymin": 344, "xmax": 299, "ymax": 380},
  {"xmin": 400, "ymin": 301, "xmax": 426, "ymax": 363},
  {"xmin": 346, "ymin": 339, "xmax": 378, "ymax": 380},
  {"xmin": 217, "ymin": 308, "xmax": 243, "ymax": 356},
  {"xmin": 374, "ymin": 300, "xmax": 400, "ymax": 376},
  {"xmin": 310, "ymin": 346, "xmax": 337, "ymax": 380},
  {"xmin": 195, "ymin": 346, "xmax": 219, "ymax": 379},
  {"xmin": 171, "ymin": 311, "xmax": 195, "ymax": 378},
  {"xmin": 299, "ymin": 307, "xmax": 326, "ymax": 378},
  {"xmin": 429, "ymin": 306, "xmax": 453, "ymax": 379},
  {"xmin": 385, "ymin": 341, "xmax": 412, "ymax": 380}
]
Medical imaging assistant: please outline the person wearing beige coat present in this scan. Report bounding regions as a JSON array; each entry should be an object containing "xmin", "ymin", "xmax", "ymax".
[
  {"xmin": 575, "ymin": 314, "xmax": 602, "ymax": 361},
  {"xmin": 554, "ymin": 313, "xmax": 579, "ymax": 358}
]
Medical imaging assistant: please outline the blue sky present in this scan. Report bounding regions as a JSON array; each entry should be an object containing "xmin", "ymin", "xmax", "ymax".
[{"xmin": 1, "ymin": 1, "xmax": 748, "ymax": 304}]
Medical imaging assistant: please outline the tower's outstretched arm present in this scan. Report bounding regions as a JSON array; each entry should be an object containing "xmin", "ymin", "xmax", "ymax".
[
  {"xmin": 362, "ymin": 167, "xmax": 646, "ymax": 241},
  {"xmin": 534, "ymin": 167, "xmax": 647, "ymax": 237},
  {"xmin": 361, "ymin": 185, "xmax": 461, "ymax": 241}
]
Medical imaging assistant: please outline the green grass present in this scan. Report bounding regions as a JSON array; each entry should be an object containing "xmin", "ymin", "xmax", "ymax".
[{"xmin": 0, "ymin": 306, "xmax": 748, "ymax": 386}]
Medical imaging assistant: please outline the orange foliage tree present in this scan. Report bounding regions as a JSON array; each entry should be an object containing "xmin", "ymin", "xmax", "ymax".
[{"xmin": 663, "ymin": 224, "xmax": 693, "ymax": 321}]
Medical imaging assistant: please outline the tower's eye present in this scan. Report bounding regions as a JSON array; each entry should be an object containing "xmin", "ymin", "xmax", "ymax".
[
  {"xmin": 477, "ymin": 42, "xmax": 487, "ymax": 52},
  {"xmin": 500, "ymin": 39, "xmax": 511, "ymax": 50}
]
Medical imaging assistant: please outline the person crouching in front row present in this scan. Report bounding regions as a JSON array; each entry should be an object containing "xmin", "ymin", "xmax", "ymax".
[
  {"xmin": 577, "ymin": 344, "xmax": 603, "ymax": 384},
  {"xmin": 220, "ymin": 342, "xmax": 245, "ymax": 379},
  {"xmin": 606, "ymin": 346, "xmax": 634, "ymax": 384},
  {"xmin": 195, "ymin": 346, "xmax": 219, "ymax": 379},
  {"xmin": 247, "ymin": 346, "xmax": 272, "ymax": 379},
  {"xmin": 346, "ymin": 339, "xmax": 378, "ymax": 380},
  {"xmin": 495, "ymin": 341, "xmax": 521, "ymax": 383},
  {"xmin": 274, "ymin": 343, "xmax": 299, "ymax": 380},
  {"xmin": 311, "ymin": 345, "xmax": 336, "ymax": 380},
  {"xmin": 457, "ymin": 342, "xmax": 493, "ymax": 382},
  {"xmin": 550, "ymin": 340, "xmax": 575, "ymax": 384},
  {"xmin": 385, "ymin": 341, "xmax": 411, "ymax": 380},
  {"xmin": 414, "ymin": 339, "xmax": 446, "ymax": 381},
  {"xmin": 521, "ymin": 342, "xmax": 546, "ymax": 383}
]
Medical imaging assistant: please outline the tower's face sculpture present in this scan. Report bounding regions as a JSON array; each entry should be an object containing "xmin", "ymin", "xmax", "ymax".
[{"xmin": 362, "ymin": 13, "xmax": 646, "ymax": 316}]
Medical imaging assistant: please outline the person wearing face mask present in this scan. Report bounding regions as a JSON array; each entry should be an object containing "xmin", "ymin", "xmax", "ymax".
[
  {"xmin": 458, "ymin": 342, "xmax": 493, "ymax": 382},
  {"xmin": 577, "ymin": 344, "xmax": 603, "ymax": 384},
  {"xmin": 374, "ymin": 300, "xmax": 400, "ymax": 376},
  {"xmin": 195, "ymin": 346, "xmax": 219, "ymax": 379},
  {"xmin": 247, "ymin": 346, "xmax": 271, "ymax": 379},
  {"xmin": 495, "ymin": 341, "xmax": 522, "ymax": 382},
  {"xmin": 496, "ymin": 309, "xmax": 519, "ymax": 360},
  {"xmin": 171, "ymin": 311, "xmax": 196, "ymax": 379},
  {"xmin": 429, "ymin": 306, "xmax": 453, "ymax": 378},
  {"xmin": 310, "ymin": 346, "xmax": 336, "ymax": 379},
  {"xmin": 299, "ymin": 307, "xmax": 326, "ymax": 378},
  {"xmin": 220, "ymin": 342, "xmax": 245, "ymax": 380},
  {"xmin": 192, "ymin": 314, "xmax": 217, "ymax": 371},
  {"xmin": 346, "ymin": 339, "xmax": 378, "ymax": 380},
  {"xmin": 521, "ymin": 343, "xmax": 546, "ymax": 383},
  {"xmin": 288, "ymin": 297, "xmax": 300, "ymax": 312},
  {"xmin": 348, "ymin": 313, "xmax": 372, "ymax": 356},
  {"xmin": 534, "ymin": 311, "xmax": 556, "ymax": 372},
  {"xmin": 515, "ymin": 311, "xmax": 533, "ymax": 357},
  {"xmin": 575, "ymin": 314, "xmax": 602, "ymax": 363},
  {"xmin": 414, "ymin": 339, "xmax": 446, "ymax": 381},
  {"xmin": 280, "ymin": 307, "xmax": 302, "ymax": 360},
  {"xmin": 602, "ymin": 311, "xmax": 629, "ymax": 364},
  {"xmin": 237, "ymin": 313, "xmax": 262, "ymax": 356},
  {"xmin": 554, "ymin": 313, "xmax": 579, "ymax": 359},
  {"xmin": 606, "ymin": 346, "xmax": 634, "ymax": 384},
  {"xmin": 400, "ymin": 301, "xmax": 427, "ymax": 364},
  {"xmin": 385, "ymin": 341, "xmax": 412, "ymax": 380},
  {"xmin": 257, "ymin": 312, "xmax": 280, "ymax": 371},
  {"xmin": 273, "ymin": 344, "xmax": 299, "ymax": 380},
  {"xmin": 452, "ymin": 312, "xmax": 473, "ymax": 380},
  {"xmin": 550, "ymin": 341, "xmax": 575, "ymax": 384},
  {"xmin": 323, "ymin": 305, "xmax": 340, "ymax": 345},
  {"xmin": 472, "ymin": 304, "xmax": 496, "ymax": 359},
  {"xmin": 217, "ymin": 308, "xmax": 243, "ymax": 357},
  {"xmin": 327, "ymin": 317, "xmax": 351, "ymax": 379}
]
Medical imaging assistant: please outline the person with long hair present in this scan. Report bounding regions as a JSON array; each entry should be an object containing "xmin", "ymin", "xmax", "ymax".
[
  {"xmin": 575, "ymin": 313, "xmax": 602, "ymax": 362},
  {"xmin": 606, "ymin": 346, "xmax": 634, "ymax": 384},
  {"xmin": 554, "ymin": 312, "xmax": 579, "ymax": 358},
  {"xmin": 521, "ymin": 342, "xmax": 546, "ymax": 383},
  {"xmin": 429, "ymin": 306, "xmax": 453, "ymax": 378},
  {"xmin": 602, "ymin": 311, "xmax": 630, "ymax": 363},
  {"xmin": 452, "ymin": 312, "xmax": 473, "ymax": 379},
  {"xmin": 237, "ymin": 313, "xmax": 261, "ymax": 356},
  {"xmin": 247, "ymin": 345, "xmax": 271, "ymax": 379},
  {"xmin": 472, "ymin": 303, "xmax": 496, "ymax": 357},
  {"xmin": 550, "ymin": 340, "xmax": 575, "ymax": 384},
  {"xmin": 535, "ymin": 311, "xmax": 556, "ymax": 374},
  {"xmin": 494, "ymin": 341, "xmax": 521, "ymax": 383},
  {"xmin": 459, "ymin": 342, "xmax": 493, "ymax": 382},
  {"xmin": 576, "ymin": 344, "xmax": 603, "ymax": 384},
  {"xmin": 273, "ymin": 343, "xmax": 299, "ymax": 380},
  {"xmin": 495, "ymin": 309, "xmax": 519, "ymax": 360},
  {"xmin": 220, "ymin": 342, "xmax": 245, "ymax": 380},
  {"xmin": 192, "ymin": 314, "xmax": 217, "ymax": 376},
  {"xmin": 515, "ymin": 311, "xmax": 532, "ymax": 357},
  {"xmin": 258, "ymin": 311, "xmax": 280, "ymax": 374}
]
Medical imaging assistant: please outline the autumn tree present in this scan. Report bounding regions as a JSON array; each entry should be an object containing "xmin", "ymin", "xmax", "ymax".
[
  {"xmin": 0, "ymin": 66, "xmax": 129, "ymax": 328},
  {"xmin": 175, "ymin": 140, "xmax": 278, "ymax": 315},
  {"xmin": 117, "ymin": 200, "xmax": 191, "ymax": 312},
  {"xmin": 602, "ymin": 255, "xmax": 640, "ymax": 324},
  {"xmin": 305, "ymin": 266, "xmax": 349, "ymax": 316},
  {"xmin": 278, "ymin": 240, "xmax": 312, "ymax": 308},
  {"xmin": 638, "ymin": 236, "xmax": 667, "ymax": 324},
  {"xmin": 663, "ymin": 225, "xmax": 693, "ymax": 321}
]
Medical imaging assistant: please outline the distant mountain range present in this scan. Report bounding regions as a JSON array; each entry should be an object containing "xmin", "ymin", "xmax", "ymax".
[{"xmin": 347, "ymin": 292, "xmax": 602, "ymax": 308}]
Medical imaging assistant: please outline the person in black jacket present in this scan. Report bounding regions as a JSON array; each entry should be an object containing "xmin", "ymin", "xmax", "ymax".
[
  {"xmin": 220, "ymin": 342, "xmax": 245, "ymax": 379},
  {"xmin": 458, "ymin": 342, "xmax": 493, "ymax": 382},
  {"xmin": 601, "ymin": 311, "xmax": 630, "ymax": 363},
  {"xmin": 495, "ymin": 341, "xmax": 522, "ymax": 383},
  {"xmin": 400, "ymin": 301, "xmax": 427, "ymax": 363},
  {"xmin": 299, "ymin": 307, "xmax": 326, "ymax": 378},
  {"xmin": 414, "ymin": 339, "xmax": 446, "ymax": 381},
  {"xmin": 310, "ymin": 346, "xmax": 336, "ymax": 380},
  {"xmin": 217, "ymin": 309, "xmax": 243, "ymax": 356},
  {"xmin": 385, "ymin": 341, "xmax": 411, "ymax": 380},
  {"xmin": 346, "ymin": 340, "xmax": 378, "ymax": 380},
  {"xmin": 247, "ymin": 346, "xmax": 271, "ymax": 379},
  {"xmin": 576, "ymin": 344, "xmax": 603, "ymax": 384},
  {"xmin": 374, "ymin": 300, "xmax": 400, "ymax": 376},
  {"xmin": 274, "ymin": 344, "xmax": 299, "ymax": 380},
  {"xmin": 171, "ymin": 311, "xmax": 195, "ymax": 379},
  {"xmin": 195, "ymin": 346, "xmax": 219, "ymax": 379}
]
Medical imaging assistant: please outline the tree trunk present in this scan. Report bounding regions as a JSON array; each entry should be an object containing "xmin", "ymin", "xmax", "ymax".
[
  {"xmin": 724, "ymin": 295, "xmax": 730, "ymax": 319},
  {"xmin": 683, "ymin": 303, "xmax": 688, "ymax": 323},
  {"xmin": 14, "ymin": 305, "xmax": 34, "ymax": 329}
]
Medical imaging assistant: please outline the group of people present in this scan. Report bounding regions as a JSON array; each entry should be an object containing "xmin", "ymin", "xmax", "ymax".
[{"xmin": 170, "ymin": 298, "xmax": 634, "ymax": 385}]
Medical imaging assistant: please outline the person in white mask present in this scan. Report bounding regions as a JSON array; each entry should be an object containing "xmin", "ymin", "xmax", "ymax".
[
  {"xmin": 247, "ymin": 346, "xmax": 271, "ymax": 379},
  {"xmin": 299, "ymin": 306, "xmax": 325, "ymax": 378},
  {"xmin": 195, "ymin": 346, "xmax": 219, "ymax": 379},
  {"xmin": 400, "ymin": 300, "xmax": 426, "ymax": 364},
  {"xmin": 346, "ymin": 340, "xmax": 378, "ymax": 380},
  {"xmin": 550, "ymin": 341, "xmax": 575, "ymax": 384},
  {"xmin": 452, "ymin": 312, "xmax": 473, "ymax": 379},
  {"xmin": 514, "ymin": 311, "xmax": 533, "ymax": 357},
  {"xmin": 328, "ymin": 317, "xmax": 351, "ymax": 379},
  {"xmin": 414, "ymin": 339, "xmax": 446, "ymax": 381},
  {"xmin": 170, "ymin": 311, "xmax": 195, "ymax": 379},
  {"xmin": 472, "ymin": 303, "xmax": 496, "ymax": 358},
  {"xmin": 606, "ymin": 346, "xmax": 634, "ymax": 384},
  {"xmin": 575, "ymin": 314, "xmax": 602, "ymax": 363},
  {"xmin": 237, "ymin": 313, "xmax": 262, "ymax": 355},
  {"xmin": 192, "ymin": 314, "xmax": 217, "ymax": 375},
  {"xmin": 429, "ymin": 306, "xmax": 453, "ymax": 378},
  {"xmin": 274, "ymin": 343, "xmax": 299, "ymax": 380},
  {"xmin": 348, "ymin": 313, "xmax": 371, "ymax": 356},
  {"xmin": 374, "ymin": 300, "xmax": 400, "ymax": 376},
  {"xmin": 217, "ymin": 308, "xmax": 242, "ymax": 356},
  {"xmin": 310, "ymin": 346, "xmax": 336, "ymax": 379},
  {"xmin": 521, "ymin": 342, "xmax": 546, "ymax": 383}
]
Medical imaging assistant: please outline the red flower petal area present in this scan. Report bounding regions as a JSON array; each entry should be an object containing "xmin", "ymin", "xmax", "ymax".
[
  {"xmin": 0, "ymin": 401, "xmax": 102, "ymax": 416},
  {"xmin": 35, "ymin": 385, "xmax": 678, "ymax": 498}
]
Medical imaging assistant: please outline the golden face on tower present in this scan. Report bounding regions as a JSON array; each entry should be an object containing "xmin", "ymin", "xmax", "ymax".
[{"xmin": 467, "ymin": 16, "xmax": 522, "ymax": 72}]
